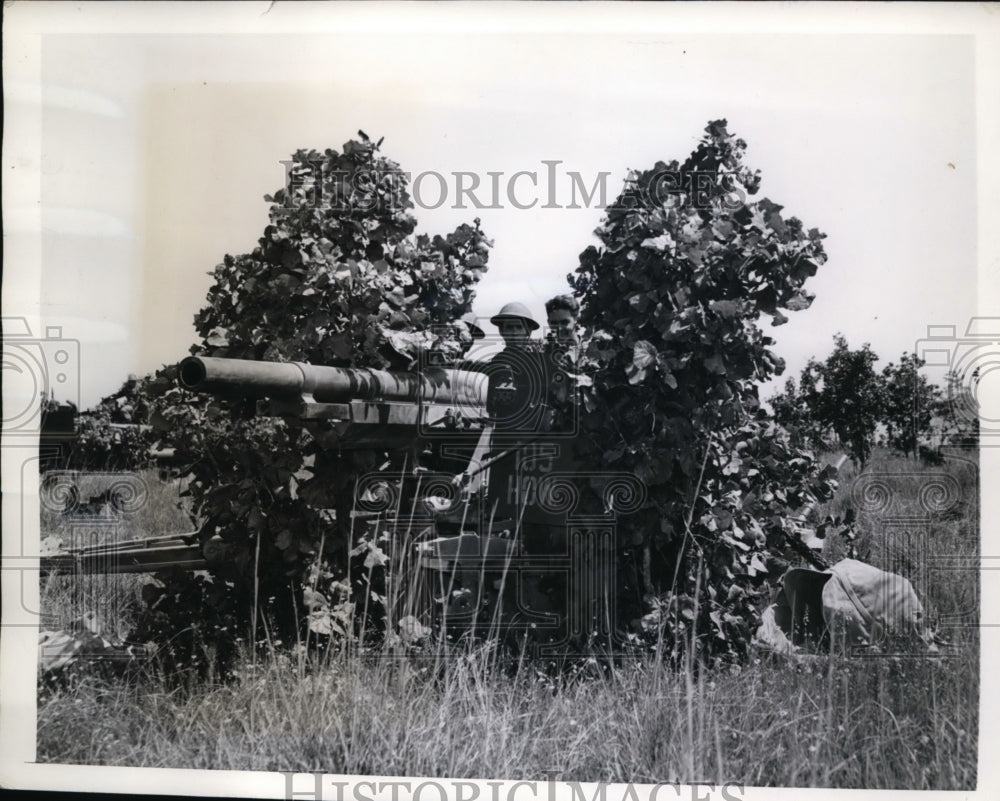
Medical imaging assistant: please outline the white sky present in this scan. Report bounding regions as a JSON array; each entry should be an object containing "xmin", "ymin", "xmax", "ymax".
[{"xmin": 5, "ymin": 17, "xmax": 985, "ymax": 408}]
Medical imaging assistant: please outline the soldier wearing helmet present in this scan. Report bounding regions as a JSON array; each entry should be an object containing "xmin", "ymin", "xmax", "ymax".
[
  {"xmin": 481, "ymin": 302, "xmax": 545, "ymax": 525},
  {"xmin": 459, "ymin": 311, "xmax": 486, "ymax": 343},
  {"xmin": 486, "ymin": 302, "xmax": 543, "ymax": 431},
  {"xmin": 491, "ymin": 302, "xmax": 538, "ymax": 351},
  {"xmin": 448, "ymin": 311, "xmax": 486, "ymax": 361}
]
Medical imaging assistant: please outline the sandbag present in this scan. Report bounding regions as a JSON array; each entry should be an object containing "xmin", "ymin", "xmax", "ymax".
[
  {"xmin": 753, "ymin": 558, "xmax": 935, "ymax": 656},
  {"xmin": 823, "ymin": 559, "xmax": 930, "ymax": 649}
]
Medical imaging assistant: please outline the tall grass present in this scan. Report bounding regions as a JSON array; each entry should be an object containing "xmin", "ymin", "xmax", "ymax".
[
  {"xmin": 36, "ymin": 641, "xmax": 977, "ymax": 787},
  {"xmin": 36, "ymin": 451, "xmax": 979, "ymax": 789},
  {"xmin": 815, "ymin": 448, "xmax": 979, "ymax": 642}
]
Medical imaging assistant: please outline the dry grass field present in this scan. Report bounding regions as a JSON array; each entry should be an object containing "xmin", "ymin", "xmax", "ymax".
[{"xmin": 36, "ymin": 450, "xmax": 979, "ymax": 789}]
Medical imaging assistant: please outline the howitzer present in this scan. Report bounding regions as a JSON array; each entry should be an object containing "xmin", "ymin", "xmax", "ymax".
[
  {"xmin": 41, "ymin": 356, "xmax": 491, "ymax": 576},
  {"xmin": 178, "ymin": 355, "xmax": 589, "ymax": 644},
  {"xmin": 178, "ymin": 355, "xmax": 489, "ymax": 449},
  {"xmin": 47, "ymin": 355, "xmax": 590, "ymax": 647}
]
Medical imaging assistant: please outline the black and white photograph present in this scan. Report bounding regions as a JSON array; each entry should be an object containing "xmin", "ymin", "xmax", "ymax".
[{"xmin": 3, "ymin": 3, "xmax": 999, "ymax": 799}]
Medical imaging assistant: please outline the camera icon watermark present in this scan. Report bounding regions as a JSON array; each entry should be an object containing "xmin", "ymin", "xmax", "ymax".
[
  {"xmin": 2, "ymin": 316, "xmax": 80, "ymax": 445},
  {"xmin": 916, "ymin": 317, "xmax": 1000, "ymax": 446}
]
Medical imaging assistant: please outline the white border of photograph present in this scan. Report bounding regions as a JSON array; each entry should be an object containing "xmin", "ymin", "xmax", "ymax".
[{"xmin": 3, "ymin": 2, "xmax": 999, "ymax": 799}]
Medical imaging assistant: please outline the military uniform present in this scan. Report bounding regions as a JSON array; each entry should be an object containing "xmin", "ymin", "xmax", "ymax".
[
  {"xmin": 483, "ymin": 304, "xmax": 547, "ymax": 528},
  {"xmin": 516, "ymin": 337, "xmax": 584, "ymax": 556}
]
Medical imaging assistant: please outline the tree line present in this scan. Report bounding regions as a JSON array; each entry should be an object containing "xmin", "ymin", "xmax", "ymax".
[{"xmin": 768, "ymin": 333, "xmax": 978, "ymax": 468}]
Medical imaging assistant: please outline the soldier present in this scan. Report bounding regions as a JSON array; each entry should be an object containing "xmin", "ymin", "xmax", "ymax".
[
  {"xmin": 544, "ymin": 294, "xmax": 580, "ymax": 352},
  {"xmin": 486, "ymin": 302, "xmax": 544, "ymax": 432},
  {"xmin": 458, "ymin": 311, "xmax": 486, "ymax": 347},
  {"xmin": 481, "ymin": 303, "xmax": 593, "ymax": 645},
  {"xmin": 403, "ymin": 312, "xmax": 486, "ymax": 368},
  {"xmin": 478, "ymin": 303, "xmax": 539, "ymax": 526},
  {"xmin": 488, "ymin": 302, "xmax": 572, "ymax": 551},
  {"xmin": 542, "ymin": 294, "xmax": 584, "ymax": 426},
  {"xmin": 432, "ymin": 311, "xmax": 485, "ymax": 365},
  {"xmin": 492, "ymin": 302, "xmax": 537, "ymax": 348}
]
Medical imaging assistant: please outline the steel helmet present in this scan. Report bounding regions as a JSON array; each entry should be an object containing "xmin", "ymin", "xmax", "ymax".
[
  {"xmin": 490, "ymin": 301, "xmax": 539, "ymax": 331},
  {"xmin": 460, "ymin": 312, "xmax": 486, "ymax": 340}
]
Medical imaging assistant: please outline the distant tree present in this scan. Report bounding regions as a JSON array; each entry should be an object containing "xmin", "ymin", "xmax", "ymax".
[
  {"xmin": 880, "ymin": 352, "xmax": 940, "ymax": 457},
  {"xmin": 799, "ymin": 334, "xmax": 884, "ymax": 468},
  {"xmin": 938, "ymin": 368, "xmax": 980, "ymax": 447},
  {"xmin": 66, "ymin": 377, "xmax": 156, "ymax": 471},
  {"xmin": 769, "ymin": 375, "xmax": 830, "ymax": 451}
]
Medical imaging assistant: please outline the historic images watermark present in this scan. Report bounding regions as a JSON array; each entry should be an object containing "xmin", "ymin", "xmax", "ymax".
[
  {"xmin": 917, "ymin": 317, "xmax": 1000, "ymax": 446},
  {"xmin": 353, "ymin": 461, "xmax": 644, "ymax": 658},
  {"xmin": 28, "ymin": 471, "xmax": 150, "ymax": 637},
  {"xmin": 281, "ymin": 773, "xmax": 746, "ymax": 801},
  {"xmin": 278, "ymin": 160, "xmax": 749, "ymax": 213},
  {"xmin": 847, "ymin": 458, "xmax": 978, "ymax": 657},
  {"xmin": 1, "ymin": 316, "xmax": 80, "ymax": 446}
]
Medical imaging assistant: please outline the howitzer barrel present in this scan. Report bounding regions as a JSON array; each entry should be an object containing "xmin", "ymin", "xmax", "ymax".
[{"xmin": 179, "ymin": 356, "xmax": 487, "ymax": 407}]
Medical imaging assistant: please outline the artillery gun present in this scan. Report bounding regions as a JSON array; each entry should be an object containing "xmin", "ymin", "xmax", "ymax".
[
  {"xmin": 41, "ymin": 356, "xmax": 504, "ymax": 611},
  {"xmin": 43, "ymin": 353, "xmax": 627, "ymax": 652},
  {"xmin": 176, "ymin": 355, "xmax": 489, "ymax": 448},
  {"xmin": 175, "ymin": 355, "xmax": 528, "ymax": 637}
]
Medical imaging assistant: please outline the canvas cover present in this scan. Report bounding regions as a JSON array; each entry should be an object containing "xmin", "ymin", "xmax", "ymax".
[{"xmin": 753, "ymin": 558, "xmax": 934, "ymax": 656}]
